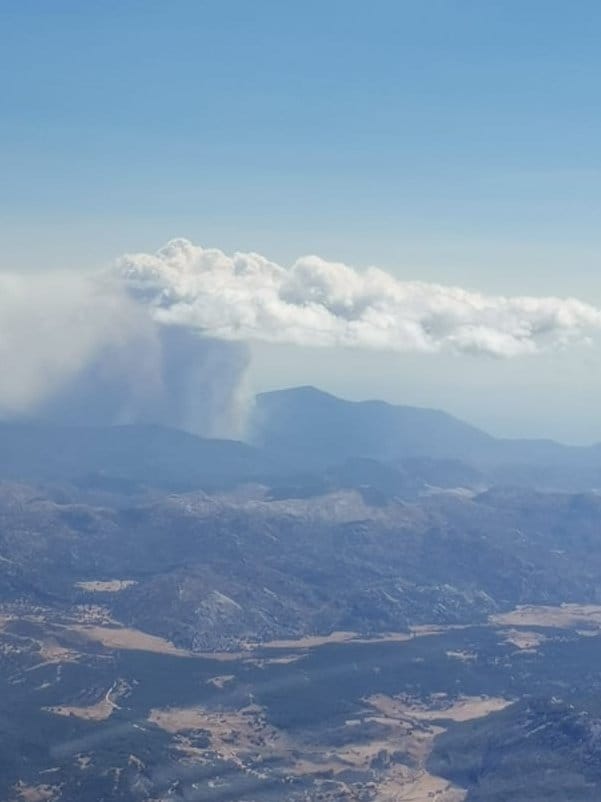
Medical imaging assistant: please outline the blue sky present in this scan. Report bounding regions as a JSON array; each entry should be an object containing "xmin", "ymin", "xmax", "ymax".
[{"xmin": 3, "ymin": 1, "xmax": 601, "ymax": 441}]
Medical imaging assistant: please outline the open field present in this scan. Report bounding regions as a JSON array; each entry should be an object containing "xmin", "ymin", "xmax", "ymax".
[
  {"xmin": 2, "ymin": 599, "xmax": 601, "ymax": 801},
  {"xmin": 68, "ymin": 624, "xmax": 193, "ymax": 657},
  {"xmin": 490, "ymin": 603, "xmax": 601, "ymax": 630}
]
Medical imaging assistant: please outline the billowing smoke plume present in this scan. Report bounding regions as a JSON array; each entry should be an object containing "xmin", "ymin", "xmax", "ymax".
[
  {"xmin": 1, "ymin": 237, "xmax": 601, "ymax": 435},
  {"xmin": 0, "ymin": 271, "xmax": 147, "ymax": 418},
  {"xmin": 0, "ymin": 268, "xmax": 249, "ymax": 437},
  {"xmin": 117, "ymin": 239, "xmax": 601, "ymax": 358},
  {"xmin": 39, "ymin": 326, "xmax": 250, "ymax": 438}
]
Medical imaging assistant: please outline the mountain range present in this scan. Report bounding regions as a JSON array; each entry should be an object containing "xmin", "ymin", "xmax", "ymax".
[
  {"xmin": 2, "ymin": 386, "xmax": 601, "ymax": 800},
  {"xmin": 2, "ymin": 386, "xmax": 600, "ymax": 493}
]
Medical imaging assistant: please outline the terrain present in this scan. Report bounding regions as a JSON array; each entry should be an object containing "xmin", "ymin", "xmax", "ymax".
[
  {"xmin": 3, "ymin": 386, "xmax": 601, "ymax": 494},
  {"xmin": 252, "ymin": 387, "xmax": 601, "ymax": 490},
  {"xmin": 1, "ymin": 387, "xmax": 601, "ymax": 800}
]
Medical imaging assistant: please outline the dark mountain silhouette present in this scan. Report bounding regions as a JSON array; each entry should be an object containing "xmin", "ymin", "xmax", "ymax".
[
  {"xmin": 250, "ymin": 386, "xmax": 601, "ymax": 488},
  {"xmin": 1, "ymin": 386, "xmax": 600, "ymax": 493}
]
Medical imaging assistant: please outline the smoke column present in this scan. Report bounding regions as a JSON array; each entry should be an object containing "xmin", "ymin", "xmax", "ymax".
[{"xmin": 2, "ymin": 237, "xmax": 601, "ymax": 437}]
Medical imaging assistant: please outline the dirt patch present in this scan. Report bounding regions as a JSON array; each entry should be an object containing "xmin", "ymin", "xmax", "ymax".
[
  {"xmin": 37, "ymin": 639, "xmax": 80, "ymax": 665},
  {"xmin": 44, "ymin": 679, "xmax": 129, "ymax": 721},
  {"xmin": 70, "ymin": 604, "xmax": 116, "ymax": 625},
  {"xmin": 258, "ymin": 629, "xmax": 426, "ymax": 651},
  {"xmin": 500, "ymin": 628, "xmax": 548, "ymax": 651},
  {"xmin": 446, "ymin": 650, "xmax": 477, "ymax": 662},
  {"xmin": 206, "ymin": 674, "xmax": 235, "ymax": 689},
  {"xmin": 149, "ymin": 703, "xmax": 286, "ymax": 764},
  {"xmin": 282, "ymin": 693, "xmax": 503, "ymax": 797},
  {"xmin": 259, "ymin": 631, "xmax": 360, "ymax": 649},
  {"xmin": 172, "ymin": 735, "xmax": 211, "ymax": 762},
  {"xmin": 45, "ymin": 699, "xmax": 114, "ymax": 721},
  {"xmin": 148, "ymin": 690, "xmax": 508, "ymax": 800},
  {"xmin": 286, "ymin": 694, "xmax": 469, "ymax": 799},
  {"xmin": 69, "ymin": 625, "xmax": 193, "ymax": 657},
  {"xmin": 75, "ymin": 580, "xmax": 138, "ymax": 593},
  {"xmin": 13, "ymin": 783, "xmax": 59, "ymax": 802},
  {"xmin": 244, "ymin": 653, "xmax": 308, "ymax": 668},
  {"xmin": 350, "ymin": 694, "xmax": 511, "ymax": 801},
  {"xmin": 491, "ymin": 604, "xmax": 601, "ymax": 631},
  {"xmin": 367, "ymin": 693, "xmax": 511, "ymax": 723},
  {"xmin": 381, "ymin": 766, "xmax": 466, "ymax": 801}
]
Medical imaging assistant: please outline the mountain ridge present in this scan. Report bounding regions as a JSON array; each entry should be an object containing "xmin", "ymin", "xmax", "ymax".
[
  {"xmin": 1, "ymin": 385, "xmax": 600, "ymax": 493},
  {"xmin": 251, "ymin": 385, "xmax": 601, "ymax": 469}
]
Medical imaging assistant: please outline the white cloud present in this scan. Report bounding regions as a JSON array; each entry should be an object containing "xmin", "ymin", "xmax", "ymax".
[
  {"xmin": 116, "ymin": 238, "xmax": 601, "ymax": 358},
  {"xmin": 2, "ymin": 237, "xmax": 600, "ymax": 429}
]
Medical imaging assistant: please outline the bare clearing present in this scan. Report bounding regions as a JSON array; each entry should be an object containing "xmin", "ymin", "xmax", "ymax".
[
  {"xmin": 244, "ymin": 653, "xmax": 308, "ymax": 668},
  {"xmin": 45, "ymin": 698, "xmax": 114, "ymax": 721},
  {"xmin": 491, "ymin": 603, "xmax": 601, "ymax": 631},
  {"xmin": 500, "ymin": 628, "xmax": 548, "ymax": 650},
  {"xmin": 381, "ymin": 767, "xmax": 466, "ymax": 802},
  {"xmin": 75, "ymin": 580, "xmax": 138, "ymax": 593},
  {"xmin": 367, "ymin": 693, "xmax": 511, "ymax": 723},
  {"xmin": 285, "ymin": 693, "xmax": 476, "ymax": 799},
  {"xmin": 13, "ymin": 783, "xmax": 59, "ymax": 802},
  {"xmin": 446, "ymin": 650, "xmax": 477, "ymax": 662},
  {"xmin": 206, "ymin": 674, "xmax": 235, "ymax": 689},
  {"xmin": 258, "ymin": 629, "xmax": 432, "ymax": 651},
  {"xmin": 44, "ymin": 679, "xmax": 129, "ymax": 721},
  {"xmin": 149, "ymin": 703, "xmax": 286, "ymax": 765},
  {"xmin": 351, "ymin": 694, "xmax": 511, "ymax": 800},
  {"xmin": 70, "ymin": 604, "xmax": 116, "ymax": 626},
  {"xmin": 37, "ymin": 639, "xmax": 80, "ymax": 665},
  {"xmin": 69, "ymin": 625, "xmax": 193, "ymax": 657},
  {"xmin": 259, "ymin": 630, "xmax": 359, "ymax": 649},
  {"xmin": 149, "ymin": 691, "xmax": 508, "ymax": 801}
]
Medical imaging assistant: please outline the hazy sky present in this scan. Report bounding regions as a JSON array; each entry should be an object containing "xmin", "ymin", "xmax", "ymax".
[{"xmin": 3, "ymin": 1, "xmax": 601, "ymax": 443}]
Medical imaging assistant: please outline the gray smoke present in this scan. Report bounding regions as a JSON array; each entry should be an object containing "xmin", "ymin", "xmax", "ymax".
[
  {"xmin": 2, "ymin": 236, "xmax": 601, "ymax": 437},
  {"xmin": 0, "ymin": 270, "xmax": 250, "ymax": 438},
  {"xmin": 38, "ymin": 326, "xmax": 250, "ymax": 438}
]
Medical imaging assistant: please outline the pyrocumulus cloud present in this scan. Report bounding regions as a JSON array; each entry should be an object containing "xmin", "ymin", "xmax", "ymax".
[{"xmin": 117, "ymin": 238, "xmax": 601, "ymax": 358}]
